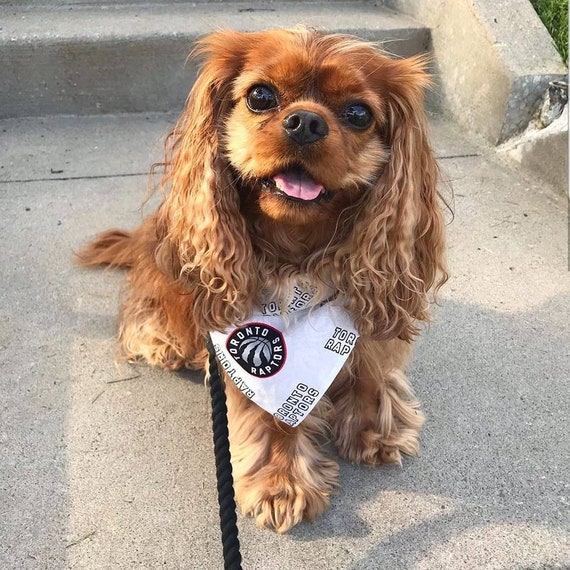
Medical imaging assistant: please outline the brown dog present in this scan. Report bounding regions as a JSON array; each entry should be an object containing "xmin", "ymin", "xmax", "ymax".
[{"xmin": 78, "ymin": 28, "xmax": 447, "ymax": 533}]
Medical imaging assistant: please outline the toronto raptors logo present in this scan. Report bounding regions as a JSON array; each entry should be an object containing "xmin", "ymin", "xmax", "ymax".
[{"xmin": 226, "ymin": 322, "xmax": 287, "ymax": 377}]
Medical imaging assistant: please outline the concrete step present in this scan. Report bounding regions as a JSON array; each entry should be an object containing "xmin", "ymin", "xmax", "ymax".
[{"xmin": 0, "ymin": 2, "xmax": 430, "ymax": 118}]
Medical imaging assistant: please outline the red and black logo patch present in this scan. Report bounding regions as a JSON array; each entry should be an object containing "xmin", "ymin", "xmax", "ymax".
[{"xmin": 226, "ymin": 322, "xmax": 286, "ymax": 378}]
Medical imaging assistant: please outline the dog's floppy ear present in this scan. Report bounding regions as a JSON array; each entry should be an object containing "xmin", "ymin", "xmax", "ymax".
[
  {"xmin": 154, "ymin": 31, "xmax": 257, "ymax": 332},
  {"xmin": 337, "ymin": 54, "xmax": 448, "ymax": 341}
]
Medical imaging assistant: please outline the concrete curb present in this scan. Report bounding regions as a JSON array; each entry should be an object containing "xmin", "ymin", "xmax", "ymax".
[
  {"xmin": 498, "ymin": 105, "xmax": 568, "ymax": 194},
  {"xmin": 385, "ymin": 0, "xmax": 568, "ymax": 144}
]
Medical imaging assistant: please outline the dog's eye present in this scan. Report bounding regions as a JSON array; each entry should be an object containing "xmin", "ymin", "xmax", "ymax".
[
  {"xmin": 342, "ymin": 103, "xmax": 373, "ymax": 130},
  {"xmin": 246, "ymin": 84, "xmax": 278, "ymax": 112}
]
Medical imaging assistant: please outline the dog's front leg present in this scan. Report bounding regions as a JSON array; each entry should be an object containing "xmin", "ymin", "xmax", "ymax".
[
  {"xmin": 328, "ymin": 338, "xmax": 425, "ymax": 466},
  {"xmin": 224, "ymin": 378, "xmax": 338, "ymax": 533}
]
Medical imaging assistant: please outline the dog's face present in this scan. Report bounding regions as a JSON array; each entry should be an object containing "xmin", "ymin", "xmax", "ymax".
[
  {"xmin": 158, "ymin": 28, "xmax": 447, "ymax": 339},
  {"xmin": 224, "ymin": 33, "xmax": 389, "ymax": 226}
]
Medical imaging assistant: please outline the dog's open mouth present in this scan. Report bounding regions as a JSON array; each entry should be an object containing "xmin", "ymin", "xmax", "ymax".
[{"xmin": 262, "ymin": 167, "xmax": 329, "ymax": 203}]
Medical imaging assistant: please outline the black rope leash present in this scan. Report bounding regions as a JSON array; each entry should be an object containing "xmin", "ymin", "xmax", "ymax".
[{"xmin": 205, "ymin": 335, "xmax": 243, "ymax": 570}]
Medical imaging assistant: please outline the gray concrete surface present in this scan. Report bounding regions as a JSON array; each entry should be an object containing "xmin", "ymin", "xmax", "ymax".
[
  {"xmin": 387, "ymin": 0, "xmax": 567, "ymax": 144},
  {"xmin": 0, "ymin": 2, "xmax": 429, "ymax": 118},
  {"xmin": 1, "ymin": 112, "xmax": 569, "ymax": 570}
]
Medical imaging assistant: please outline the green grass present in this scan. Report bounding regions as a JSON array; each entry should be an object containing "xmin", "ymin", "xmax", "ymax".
[{"xmin": 530, "ymin": 0, "xmax": 568, "ymax": 64}]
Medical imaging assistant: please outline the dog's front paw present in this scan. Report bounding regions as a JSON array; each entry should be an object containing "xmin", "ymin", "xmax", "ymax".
[
  {"xmin": 235, "ymin": 462, "xmax": 338, "ymax": 533},
  {"xmin": 242, "ymin": 482, "xmax": 325, "ymax": 533}
]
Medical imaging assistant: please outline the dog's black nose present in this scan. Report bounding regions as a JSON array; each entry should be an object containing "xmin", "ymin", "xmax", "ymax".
[{"xmin": 283, "ymin": 110, "xmax": 328, "ymax": 145}]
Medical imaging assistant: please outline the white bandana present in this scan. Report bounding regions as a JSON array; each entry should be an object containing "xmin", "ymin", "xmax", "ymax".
[{"xmin": 209, "ymin": 284, "xmax": 359, "ymax": 427}]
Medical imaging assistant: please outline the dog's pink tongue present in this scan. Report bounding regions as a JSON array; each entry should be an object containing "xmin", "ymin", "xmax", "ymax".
[{"xmin": 273, "ymin": 171, "xmax": 324, "ymax": 201}]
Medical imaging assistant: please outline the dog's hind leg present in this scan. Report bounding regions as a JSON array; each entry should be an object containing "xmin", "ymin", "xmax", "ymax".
[
  {"xmin": 78, "ymin": 216, "xmax": 206, "ymax": 370},
  {"xmin": 118, "ymin": 282, "xmax": 206, "ymax": 370}
]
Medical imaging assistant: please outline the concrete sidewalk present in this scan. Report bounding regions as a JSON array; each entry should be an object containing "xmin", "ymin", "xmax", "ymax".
[{"xmin": 0, "ymin": 113, "xmax": 568, "ymax": 570}]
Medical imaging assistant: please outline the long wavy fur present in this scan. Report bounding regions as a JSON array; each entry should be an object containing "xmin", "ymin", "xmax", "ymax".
[
  {"xmin": 154, "ymin": 32, "xmax": 258, "ymax": 331},
  {"xmin": 332, "ymin": 53, "xmax": 448, "ymax": 341}
]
